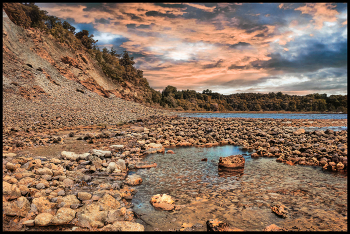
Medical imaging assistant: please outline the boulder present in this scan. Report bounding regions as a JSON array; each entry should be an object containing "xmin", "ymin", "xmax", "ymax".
[
  {"xmin": 150, "ymin": 194, "xmax": 175, "ymax": 211},
  {"xmin": 218, "ymin": 155, "xmax": 245, "ymax": 169}
]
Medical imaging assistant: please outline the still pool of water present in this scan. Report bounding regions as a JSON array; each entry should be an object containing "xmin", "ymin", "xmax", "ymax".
[
  {"xmin": 130, "ymin": 145, "xmax": 347, "ymax": 231},
  {"xmin": 178, "ymin": 112, "xmax": 347, "ymax": 119}
]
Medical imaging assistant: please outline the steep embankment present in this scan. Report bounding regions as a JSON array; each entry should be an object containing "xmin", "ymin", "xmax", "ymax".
[{"xmin": 2, "ymin": 10, "xmax": 172, "ymax": 130}]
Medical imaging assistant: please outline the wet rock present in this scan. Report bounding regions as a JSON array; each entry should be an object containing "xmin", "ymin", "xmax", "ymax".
[
  {"xmin": 150, "ymin": 194, "xmax": 175, "ymax": 211},
  {"xmin": 35, "ymin": 213, "xmax": 53, "ymax": 226},
  {"xmin": 218, "ymin": 155, "xmax": 245, "ymax": 169},
  {"xmin": 51, "ymin": 207, "xmax": 76, "ymax": 225}
]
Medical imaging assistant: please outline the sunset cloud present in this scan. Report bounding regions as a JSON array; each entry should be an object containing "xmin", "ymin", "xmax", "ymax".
[{"xmin": 37, "ymin": 2, "xmax": 347, "ymax": 95}]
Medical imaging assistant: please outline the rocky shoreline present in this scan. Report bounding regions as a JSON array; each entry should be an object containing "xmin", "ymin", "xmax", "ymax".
[{"xmin": 2, "ymin": 115, "xmax": 347, "ymax": 231}]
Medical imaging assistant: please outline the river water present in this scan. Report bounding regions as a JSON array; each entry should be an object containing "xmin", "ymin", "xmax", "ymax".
[
  {"xmin": 131, "ymin": 145, "xmax": 347, "ymax": 231},
  {"xmin": 178, "ymin": 112, "xmax": 347, "ymax": 119}
]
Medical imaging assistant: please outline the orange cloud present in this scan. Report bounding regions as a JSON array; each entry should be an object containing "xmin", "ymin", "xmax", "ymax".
[{"xmin": 295, "ymin": 3, "xmax": 339, "ymax": 29}]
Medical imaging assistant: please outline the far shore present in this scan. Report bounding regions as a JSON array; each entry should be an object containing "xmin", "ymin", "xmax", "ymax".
[{"xmin": 171, "ymin": 110, "xmax": 347, "ymax": 114}]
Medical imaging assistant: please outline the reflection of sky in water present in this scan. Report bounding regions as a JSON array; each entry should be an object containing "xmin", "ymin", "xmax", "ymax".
[
  {"xmin": 131, "ymin": 145, "xmax": 347, "ymax": 231},
  {"xmin": 132, "ymin": 145, "xmax": 248, "ymax": 212},
  {"xmin": 178, "ymin": 113, "xmax": 347, "ymax": 120}
]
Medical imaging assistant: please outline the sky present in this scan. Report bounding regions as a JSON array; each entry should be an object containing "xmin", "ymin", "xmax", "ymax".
[{"xmin": 37, "ymin": 3, "xmax": 347, "ymax": 96}]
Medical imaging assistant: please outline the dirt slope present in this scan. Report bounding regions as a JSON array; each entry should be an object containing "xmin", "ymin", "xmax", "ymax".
[{"xmin": 2, "ymin": 10, "xmax": 173, "ymax": 130}]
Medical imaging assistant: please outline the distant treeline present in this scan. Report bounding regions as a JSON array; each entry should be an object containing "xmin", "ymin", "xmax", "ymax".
[
  {"xmin": 156, "ymin": 87, "xmax": 347, "ymax": 113},
  {"xmin": 4, "ymin": 3, "xmax": 347, "ymax": 113}
]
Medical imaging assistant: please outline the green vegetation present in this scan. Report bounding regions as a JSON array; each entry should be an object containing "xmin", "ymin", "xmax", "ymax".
[{"xmin": 3, "ymin": 3, "xmax": 347, "ymax": 113}]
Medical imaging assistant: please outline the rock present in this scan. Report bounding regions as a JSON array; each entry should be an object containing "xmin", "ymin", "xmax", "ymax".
[
  {"xmin": 35, "ymin": 167, "xmax": 53, "ymax": 176},
  {"xmin": 293, "ymin": 128, "xmax": 305, "ymax": 135},
  {"xmin": 130, "ymin": 126, "xmax": 144, "ymax": 133},
  {"xmin": 337, "ymin": 162, "xmax": 344, "ymax": 170},
  {"xmin": 36, "ymin": 183, "xmax": 46, "ymax": 189},
  {"xmin": 125, "ymin": 174, "xmax": 143, "ymax": 186},
  {"xmin": 166, "ymin": 150, "xmax": 175, "ymax": 154},
  {"xmin": 116, "ymin": 159, "xmax": 127, "ymax": 171},
  {"xmin": 271, "ymin": 205, "xmax": 288, "ymax": 218},
  {"xmin": 34, "ymin": 213, "xmax": 53, "ymax": 226},
  {"xmin": 150, "ymin": 194, "xmax": 175, "ymax": 211},
  {"xmin": 106, "ymin": 209, "xmax": 125, "ymax": 223},
  {"xmin": 61, "ymin": 151, "xmax": 90, "ymax": 161},
  {"xmin": 98, "ymin": 193, "xmax": 121, "ymax": 211},
  {"xmin": 22, "ymin": 220, "xmax": 35, "ymax": 227},
  {"xmin": 144, "ymin": 143, "xmax": 164, "ymax": 154},
  {"xmin": 104, "ymin": 221, "xmax": 145, "ymax": 231},
  {"xmin": 32, "ymin": 197, "xmax": 55, "ymax": 214},
  {"xmin": 51, "ymin": 207, "xmax": 76, "ymax": 225},
  {"xmin": 6, "ymin": 162, "xmax": 17, "ymax": 171},
  {"xmin": 57, "ymin": 190, "xmax": 65, "ymax": 196},
  {"xmin": 63, "ymin": 178, "xmax": 74, "ymax": 187},
  {"xmin": 57, "ymin": 195, "xmax": 80, "ymax": 208},
  {"xmin": 91, "ymin": 149, "xmax": 111, "ymax": 158},
  {"xmin": 3, "ymin": 181, "xmax": 21, "ymax": 199},
  {"xmin": 3, "ymin": 196, "xmax": 30, "ymax": 217},
  {"xmin": 206, "ymin": 219, "xmax": 243, "ymax": 231},
  {"xmin": 76, "ymin": 203, "xmax": 108, "ymax": 228},
  {"xmin": 110, "ymin": 144, "xmax": 124, "ymax": 149},
  {"xmin": 263, "ymin": 224, "xmax": 286, "ymax": 231},
  {"xmin": 218, "ymin": 155, "xmax": 245, "ymax": 168},
  {"xmin": 78, "ymin": 192, "xmax": 92, "ymax": 201},
  {"xmin": 3, "ymin": 152, "xmax": 17, "ymax": 158},
  {"xmin": 107, "ymin": 162, "xmax": 117, "ymax": 173}
]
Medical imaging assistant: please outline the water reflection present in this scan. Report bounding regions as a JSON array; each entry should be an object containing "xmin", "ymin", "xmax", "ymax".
[
  {"xmin": 131, "ymin": 145, "xmax": 347, "ymax": 231},
  {"xmin": 218, "ymin": 167, "xmax": 244, "ymax": 178}
]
